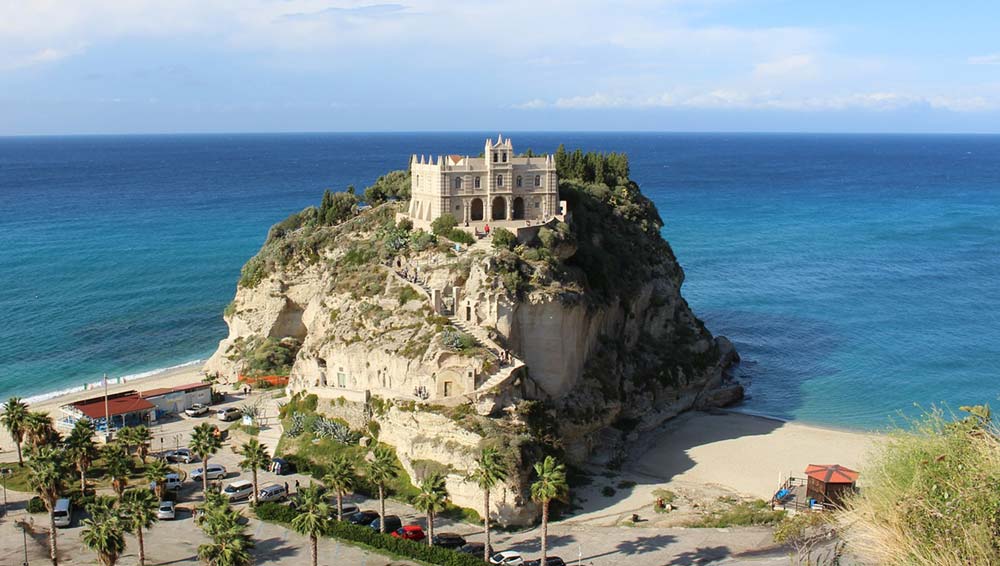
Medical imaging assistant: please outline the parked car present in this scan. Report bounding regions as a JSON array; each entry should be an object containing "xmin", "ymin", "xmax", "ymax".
[
  {"xmin": 334, "ymin": 503, "xmax": 359, "ymax": 518},
  {"xmin": 53, "ymin": 498, "xmax": 72, "ymax": 528},
  {"xmin": 223, "ymin": 480, "xmax": 255, "ymax": 501},
  {"xmin": 270, "ymin": 457, "xmax": 296, "ymax": 475},
  {"xmin": 525, "ymin": 558, "xmax": 567, "ymax": 566},
  {"xmin": 164, "ymin": 448, "xmax": 196, "ymax": 464},
  {"xmin": 392, "ymin": 525, "xmax": 425, "ymax": 541},
  {"xmin": 157, "ymin": 500, "xmax": 176, "ymax": 520},
  {"xmin": 190, "ymin": 464, "xmax": 227, "ymax": 482},
  {"xmin": 368, "ymin": 515, "xmax": 402, "ymax": 533},
  {"xmin": 185, "ymin": 403, "xmax": 209, "ymax": 417},
  {"xmin": 217, "ymin": 407, "xmax": 242, "ymax": 422},
  {"xmin": 490, "ymin": 551, "xmax": 525, "ymax": 566},
  {"xmin": 257, "ymin": 483, "xmax": 287, "ymax": 503},
  {"xmin": 346, "ymin": 510, "xmax": 380, "ymax": 526},
  {"xmin": 151, "ymin": 472, "xmax": 182, "ymax": 492},
  {"xmin": 458, "ymin": 543, "xmax": 492, "ymax": 557},
  {"xmin": 432, "ymin": 532, "xmax": 467, "ymax": 549}
]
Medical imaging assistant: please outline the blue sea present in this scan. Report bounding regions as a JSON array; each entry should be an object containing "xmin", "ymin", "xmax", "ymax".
[{"xmin": 1, "ymin": 133, "xmax": 998, "ymax": 429}]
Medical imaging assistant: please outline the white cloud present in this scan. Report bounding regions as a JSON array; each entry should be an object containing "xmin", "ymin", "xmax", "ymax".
[
  {"xmin": 0, "ymin": 46, "xmax": 82, "ymax": 71},
  {"xmin": 753, "ymin": 55, "xmax": 817, "ymax": 79},
  {"xmin": 968, "ymin": 54, "xmax": 1000, "ymax": 65},
  {"xmin": 516, "ymin": 90, "xmax": 1000, "ymax": 113}
]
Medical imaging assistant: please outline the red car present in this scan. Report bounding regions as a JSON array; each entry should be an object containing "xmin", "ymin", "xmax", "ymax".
[{"xmin": 391, "ymin": 525, "xmax": 426, "ymax": 541}]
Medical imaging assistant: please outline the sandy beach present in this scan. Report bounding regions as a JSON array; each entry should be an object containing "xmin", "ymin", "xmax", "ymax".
[{"xmin": 568, "ymin": 410, "xmax": 879, "ymax": 525}]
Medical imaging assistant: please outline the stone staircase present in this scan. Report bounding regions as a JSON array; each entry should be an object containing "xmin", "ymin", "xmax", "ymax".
[{"xmin": 385, "ymin": 265, "xmax": 525, "ymax": 404}]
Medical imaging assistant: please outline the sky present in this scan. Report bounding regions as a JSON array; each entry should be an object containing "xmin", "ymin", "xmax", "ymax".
[{"xmin": 2, "ymin": 1, "xmax": 1000, "ymax": 135}]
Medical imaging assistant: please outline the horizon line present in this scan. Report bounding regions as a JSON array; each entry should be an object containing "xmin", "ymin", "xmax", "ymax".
[{"xmin": 4, "ymin": 129, "xmax": 1000, "ymax": 139}]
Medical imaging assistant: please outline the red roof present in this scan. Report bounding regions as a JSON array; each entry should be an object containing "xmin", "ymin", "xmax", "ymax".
[
  {"xmin": 72, "ymin": 393, "xmax": 155, "ymax": 420},
  {"xmin": 448, "ymin": 154, "xmax": 463, "ymax": 164},
  {"xmin": 805, "ymin": 464, "xmax": 859, "ymax": 485},
  {"xmin": 141, "ymin": 382, "xmax": 211, "ymax": 398}
]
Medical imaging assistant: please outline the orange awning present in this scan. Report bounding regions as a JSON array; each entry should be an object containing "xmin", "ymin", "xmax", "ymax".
[{"xmin": 805, "ymin": 464, "xmax": 859, "ymax": 484}]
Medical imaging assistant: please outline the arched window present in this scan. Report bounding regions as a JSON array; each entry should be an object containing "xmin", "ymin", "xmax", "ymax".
[
  {"xmin": 496, "ymin": 175, "xmax": 503, "ymax": 187},
  {"xmin": 474, "ymin": 176, "xmax": 481, "ymax": 188},
  {"xmin": 516, "ymin": 176, "xmax": 522, "ymax": 187},
  {"xmin": 534, "ymin": 175, "xmax": 541, "ymax": 187},
  {"xmin": 493, "ymin": 153, "xmax": 498, "ymax": 163},
  {"xmin": 454, "ymin": 177, "xmax": 462, "ymax": 189},
  {"xmin": 502, "ymin": 152, "xmax": 508, "ymax": 163}
]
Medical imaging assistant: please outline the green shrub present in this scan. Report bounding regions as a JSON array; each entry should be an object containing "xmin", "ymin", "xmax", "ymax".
[
  {"xmin": 410, "ymin": 229, "xmax": 435, "ymax": 252},
  {"xmin": 445, "ymin": 228, "xmax": 475, "ymax": 246},
  {"xmin": 431, "ymin": 213, "xmax": 458, "ymax": 236},
  {"xmin": 255, "ymin": 502, "xmax": 298, "ymax": 523},
  {"xmin": 27, "ymin": 496, "xmax": 46, "ymax": 514},
  {"xmin": 601, "ymin": 486, "xmax": 616, "ymax": 497},
  {"xmin": 685, "ymin": 498, "xmax": 785, "ymax": 528},
  {"xmin": 397, "ymin": 286, "xmax": 421, "ymax": 306},
  {"xmin": 491, "ymin": 227, "xmax": 517, "ymax": 250},
  {"xmin": 364, "ymin": 170, "xmax": 411, "ymax": 204}
]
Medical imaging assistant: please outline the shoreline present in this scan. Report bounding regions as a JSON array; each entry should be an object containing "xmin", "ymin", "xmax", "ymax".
[{"xmin": 20, "ymin": 358, "xmax": 208, "ymax": 405}]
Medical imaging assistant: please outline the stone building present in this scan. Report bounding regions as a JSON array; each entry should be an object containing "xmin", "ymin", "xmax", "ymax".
[{"xmin": 407, "ymin": 135, "xmax": 560, "ymax": 227}]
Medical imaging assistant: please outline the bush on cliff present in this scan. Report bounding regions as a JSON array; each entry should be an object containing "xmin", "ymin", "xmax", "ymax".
[
  {"xmin": 838, "ymin": 405, "xmax": 1000, "ymax": 566},
  {"xmin": 364, "ymin": 170, "xmax": 411, "ymax": 204}
]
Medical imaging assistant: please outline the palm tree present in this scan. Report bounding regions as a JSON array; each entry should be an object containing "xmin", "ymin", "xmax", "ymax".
[
  {"xmin": 65, "ymin": 419, "xmax": 98, "ymax": 494},
  {"xmin": 121, "ymin": 489, "xmax": 158, "ymax": 566},
  {"xmin": 530, "ymin": 456, "xmax": 569, "ymax": 564},
  {"xmin": 469, "ymin": 446, "xmax": 507, "ymax": 563},
  {"xmin": 190, "ymin": 423, "xmax": 223, "ymax": 497},
  {"xmin": 197, "ymin": 499, "xmax": 254, "ymax": 566},
  {"xmin": 115, "ymin": 426, "xmax": 136, "ymax": 456},
  {"xmin": 1, "ymin": 396, "xmax": 29, "ymax": 465},
  {"xmin": 80, "ymin": 515, "xmax": 126, "ymax": 566},
  {"xmin": 145, "ymin": 459, "xmax": 170, "ymax": 501},
  {"xmin": 132, "ymin": 425, "xmax": 152, "ymax": 463},
  {"xmin": 27, "ymin": 445, "xmax": 67, "ymax": 565},
  {"xmin": 412, "ymin": 473, "xmax": 448, "ymax": 547},
  {"xmin": 237, "ymin": 438, "xmax": 270, "ymax": 506},
  {"xmin": 290, "ymin": 484, "xmax": 330, "ymax": 566},
  {"xmin": 25, "ymin": 410, "xmax": 56, "ymax": 447},
  {"xmin": 102, "ymin": 442, "xmax": 132, "ymax": 500},
  {"xmin": 323, "ymin": 455, "xmax": 356, "ymax": 521},
  {"xmin": 366, "ymin": 445, "xmax": 398, "ymax": 533}
]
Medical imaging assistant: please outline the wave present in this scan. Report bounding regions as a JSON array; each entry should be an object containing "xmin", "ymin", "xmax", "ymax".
[{"xmin": 23, "ymin": 359, "xmax": 205, "ymax": 405}]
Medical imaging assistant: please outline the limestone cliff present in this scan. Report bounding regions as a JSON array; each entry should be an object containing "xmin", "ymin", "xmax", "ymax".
[{"xmin": 205, "ymin": 151, "xmax": 741, "ymax": 525}]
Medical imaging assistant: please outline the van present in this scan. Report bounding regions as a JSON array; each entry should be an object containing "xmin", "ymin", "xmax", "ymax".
[
  {"xmin": 258, "ymin": 483, "xmax": 288, "ymax": 503},
  {"xmin": 53, "ymin": 498, "xmax": 72, "ymax": 528},
  {"xmin": 223, "ymin": 480, "xmax": 254, "ymax": 501}
]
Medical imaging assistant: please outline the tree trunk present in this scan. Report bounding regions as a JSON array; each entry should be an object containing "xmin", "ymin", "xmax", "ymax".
[
  {"xmin": 427, "ymin": 511, "xmax": 434, "ymax": 546},
  {"xmin": 137, "ymin": 526, "xmax": 146, "ymax": 566},
  {"xmin": 202, "ymin": 455, "xmax": 209, "ymax": 497},
  {"xmin": 310, "ymin": 534, "xmax": 318, "ymax": 566},
  {"xmin": 336, "ymin": 493, "xmax": 343, "ymax": 521},
  {"xmin": 16, "ymin": 440, "xmax": 23, "ymax": 466},
  {"xmin": 483, "ymin": 490, "xmax": 491, "ymax": 563},
  {"xmin": 541, "ymin": 500, "xmax": 549, "ymax": 562},
  {"xmin": 252, "ymin": 469, "xmax": 259, "ymax": 506},
  {"xmin": 378, "ymin": 485, "xmax": 386, "ymax": 533},
  {"xmin": 80, "ymin": 467, "xmax": 87, "ymax": 495},
  {"xmin": 48, "ymin": 507, "xmax": 59, "ymax": 565}
]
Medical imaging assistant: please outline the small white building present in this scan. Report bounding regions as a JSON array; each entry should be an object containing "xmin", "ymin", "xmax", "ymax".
[
  {"xmin": 140, "ymin": 382, "xmax": 213, "ymax": 417},
  {"xmin": 407, "ymin": 135, "xmax": 561, "ymax": 227}
]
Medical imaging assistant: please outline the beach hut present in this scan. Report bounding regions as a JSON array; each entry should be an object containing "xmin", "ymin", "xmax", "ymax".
[{"xmin": 804, "ymin": 464, "xmax": 859, "ymax": 507}]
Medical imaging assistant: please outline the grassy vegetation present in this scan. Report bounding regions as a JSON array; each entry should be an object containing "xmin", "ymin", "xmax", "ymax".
[
  {"xmin": 839, "ymin": 405, "xmax": 1000, "ymax": 565},
  {"xmin": 685, "ymin": 498, "xmax": 785, "ymax": 528}
]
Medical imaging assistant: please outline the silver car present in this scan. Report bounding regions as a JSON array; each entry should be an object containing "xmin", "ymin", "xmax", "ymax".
[
  {"xmin": 191, "ymin": 464, "xmax": 227, "ymax": 482},
  {"xmin": 257, "ymin": 484, "xmax": 287, "ymax": 502},
  {"xmin": 157, "ymin": 500, "xmax": 176, "ymax": 520}
]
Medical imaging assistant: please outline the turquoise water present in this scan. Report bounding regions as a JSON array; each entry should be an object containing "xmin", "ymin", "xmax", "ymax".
[{"xmin": 1, "ymin": 133, "xmax": 998, "ymax": 429}]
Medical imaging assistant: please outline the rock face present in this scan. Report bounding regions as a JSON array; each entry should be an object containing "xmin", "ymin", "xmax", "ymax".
[{"xmin": 205, "ymin": 160, "xmax": 741, "ymax": 526}]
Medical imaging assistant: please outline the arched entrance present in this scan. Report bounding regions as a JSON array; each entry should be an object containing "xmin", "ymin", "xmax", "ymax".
[
  {"xmin": 470, "ymin": 198, "xmax": 484, "ymax": 221},
  {"xmin": 491, "ymin": 196, "xmax": 506, "ymax": 220},
  {"xmin": 512, "ymin": 197, "xmax": 525, "ymax": 220}
]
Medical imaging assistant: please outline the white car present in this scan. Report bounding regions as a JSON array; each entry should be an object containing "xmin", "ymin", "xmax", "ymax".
[
  {"xmin": 223, "ymin": 480, "xmax": 254, "ymax": 501},
  {"xmin": 257, "ymin": 483, "xmax": 287, "ymax": 503},
  {"xmin": 490, "ymin": 551, "xmax": 525, "ymax": 566},
  {"xmin": 185, "ymin": 403, "xmax": 209, "ymax": 417},
  {"xmin": 157, "ymin": 500, "xmax": 176, "ymax": 520},
  {"xmin": 190, "ymin": 464, "xmax": 227, "ymax": 482},
  {"xmin": 151, "ymin": 472, "xmax": 182, "ymax": 492}
]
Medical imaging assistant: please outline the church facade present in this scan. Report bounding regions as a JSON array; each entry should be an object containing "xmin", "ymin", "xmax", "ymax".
[{"xmin": 406, "ymin": 135, "xmax": 560, "ymax": 227}]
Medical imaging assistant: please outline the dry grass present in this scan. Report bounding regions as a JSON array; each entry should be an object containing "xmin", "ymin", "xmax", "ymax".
[{"xmin": 837, "ymin": 407, "xmax": 1000, "ymax": 565}]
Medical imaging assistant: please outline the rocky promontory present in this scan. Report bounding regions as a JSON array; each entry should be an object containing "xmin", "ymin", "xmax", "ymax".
[{"xmin": 205, "ymin": 148, "xmax": 741, "ymax": 525}]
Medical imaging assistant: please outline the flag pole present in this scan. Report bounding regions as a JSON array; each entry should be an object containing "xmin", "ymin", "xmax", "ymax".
[{"xmin": 104, "ymin": 373, "xmax": 111, "ymax": 436}]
